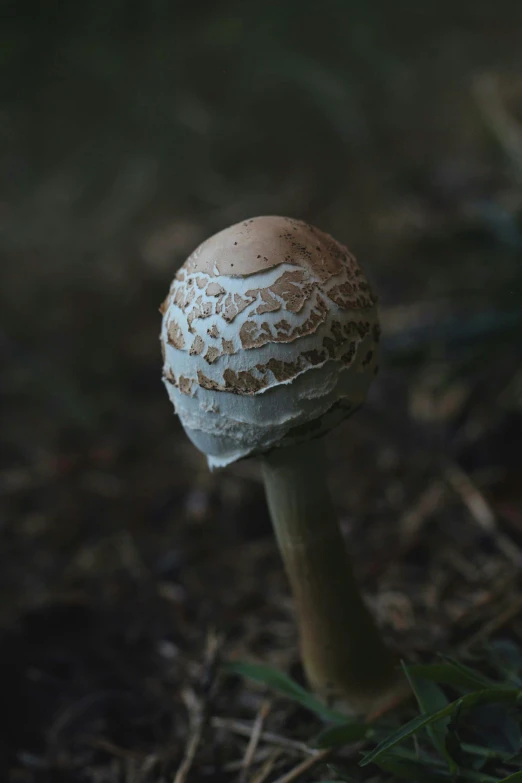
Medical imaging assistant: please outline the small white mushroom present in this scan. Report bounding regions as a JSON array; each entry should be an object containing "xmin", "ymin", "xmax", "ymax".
[{"xmin": 160, "ymin": 216, "xmax": 403, "ymax": 715}]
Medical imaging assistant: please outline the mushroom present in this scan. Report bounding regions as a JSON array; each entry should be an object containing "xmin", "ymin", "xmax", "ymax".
[{"xmin": 160, "ymin": 216, "xmax": 402, "ymax": 715}]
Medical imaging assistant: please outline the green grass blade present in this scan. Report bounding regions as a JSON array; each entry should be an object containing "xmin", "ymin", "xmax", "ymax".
[
  {"xmin": 360, "ymin": 688, "xmax": 520, "ymax": 767},
  {"xmin": 441, "ymin": 655, "xmax": 499, "ymax": 687},
  {"xmin": 402, "ymin": 662, "xmax": 457, "ymax": 772},
  {"xmin": 459, "ymin": 741, "xmax": 516, "ymax": 762},
  {"xmin": 222, "ymin": 660, "xmax": 347, "ymax": 723},
  {"xmin": 313, "ymin": 722, "xmax": 371, "ymax": 748},
  {"xmin": 457, "ymin": 771, "xmax": 507, "ymax": 782},
  {"xmin": 374, "ymin": 756, "xmax": 450, "ymax": 782},
  {"xmin": 407, "ymin": 659, "xmax": 496, "ymax": 691}
]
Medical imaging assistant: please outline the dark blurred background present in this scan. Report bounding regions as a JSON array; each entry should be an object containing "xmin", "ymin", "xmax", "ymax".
[{"xmin": 1, "ymin": 2, "xmax": 522, "ymax": 781}]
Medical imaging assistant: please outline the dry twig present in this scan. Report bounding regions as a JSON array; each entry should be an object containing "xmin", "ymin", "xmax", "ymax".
[
  {"xmin": 172, "ymin": 688, "xmax": 204, "ymax": 783},
  {"xmin": 172, "ymin": 630, "xmax": 223, "ymax": 783},
  {"xmin": 83, "ymin": 735, "xmax": 147, "ymax": 762},
  {"xmin": 211, "ymin": 717, "xmax": 311, "ymax": 755},
  {"xmin": 399, "ymin": 479, "xmax": 446, "ymax": 542},
  {"xmin": 460, "ymin": 593, "xmax": 522, "ymax": 653},
  {"xmin": 445, "ymin": 461, "xmax": 522, "ymax": 566},
  {"xmin": 270, "ymin": 748, "xmax": 334, "ymax": 783},
  {"xmin": 249, "ymin": 750, "xmax": 284, "ymax": 783},
  {"xmin": 202, "ymin": 747, "xmax": 276, "ymax": 775},
  {"xmin": 239, "ymin": 699, "xmax": 272, "ymax": 783}
]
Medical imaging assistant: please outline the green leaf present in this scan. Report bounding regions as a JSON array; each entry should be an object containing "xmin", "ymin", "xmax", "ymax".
[
  {"xmin": 402, "ymin": 662, "xmax": 457, "ymax": 773},
  {"xmin": 497, "ymin": 774, "xmax": 522, "ymax": 783},
  {"xmin": 486, "ymin": 640, "xmax": 522, "ymax": 686},
  {"xmin": 322, "ymin": 764, "xmax": 360, "ymax": 783},
  {"xmin": 360, "ymin": 687, "xmax": 521, "ymax": 767},
  {"xmin": 222, "ymin": 660, "xmax": 347, "ymax": 723},
  {"xmin": 378, "ymin": 745, "xmax": 506, "ymax": 781},
  {"xmin": 360, "ymin": 711, "xmax": 445, "ymax": 767},
  {"xmin": 377, "ymin": 754, "xmax": 505, "ymax": 782},
  {"xmin": 461, "ymin": 703, "xmax": 522, "ymax": 756},
  {"xmin": 457, "ymin": 771, "xmax": 508, "ymax": 782},
  {"xmin": 314, "ymin": 722, "xmax": 371, "ymax": 748},
  {"xmin": 459, "ymin": 741, "xmax": 516, "ymax": 762},
  {"xmin": 374, "ymin": 755, "xmax": 450, "ymax": 782},
  {"xmin": 378, "ymin": 742, "xmax": 515, "ymax": 781},
  {"xmin": 440, "ymin": 656, "xmax": 498, "ymax": 689},
  {"xmin": 407, "ymin": 660, "xmax": 496, "ymax": 691}
]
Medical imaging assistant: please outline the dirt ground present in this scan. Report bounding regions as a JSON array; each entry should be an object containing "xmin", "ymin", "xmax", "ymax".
[{"xmin": 1, "ymin": 3, "xmax": 522, "ymax": 781}]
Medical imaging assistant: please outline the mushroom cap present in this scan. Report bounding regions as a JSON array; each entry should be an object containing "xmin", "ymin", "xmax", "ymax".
[{"xmin": 160, "ymin": 216, "xmax": 380, "ymax": 468}]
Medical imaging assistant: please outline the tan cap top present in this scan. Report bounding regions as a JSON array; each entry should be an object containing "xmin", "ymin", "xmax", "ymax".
[{"xmin": 180, "ymin": 215, "xmax": 369, "ymax": 291}]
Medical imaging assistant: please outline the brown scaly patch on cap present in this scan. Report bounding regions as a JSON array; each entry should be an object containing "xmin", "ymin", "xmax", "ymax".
[
  {"xmin": 197, "ymin": 368, "xmax": 268, "ymax": 395},
  {"xmin": 206, "ymin": 281, "xmax": 225, "ymax": 296},
  {"xmin": 265, "ymin": 269, "xmax": 313, "ymax": 313},
  {"xmin": 163, "ymin": 367, "xmax": 177, "ymax": 385},
  {"xmin": 178, "ymin": 376, "xmax": 194, "ymax": 395},
  {"xmin": 164, "ymin": 367, "xmax": 195, "ymax": 396},
  {"xmin": 192, "ymin": 342, "xmax": 345, "ymax": 396},
  {"xmin": 221, "ymin": 339, "xmax": 234, "ymax": 354},
  {"xmin": 167, "ymin": 319, "xmax": 185, "ymax": 350},
  {"xmin": 204, "ymin": 346, "xmax": 220, "ymax": 364},
  {"xmin": 189, "ymin": 335, "xmax": 205, "ymax": 355},
  {"xmin": 239, "ymin": 296, "xmax": 329, "ymax": 350}
]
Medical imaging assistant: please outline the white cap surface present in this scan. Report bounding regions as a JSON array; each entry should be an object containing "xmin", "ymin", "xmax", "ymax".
[{"xmin": 160, "ymin": 216, "xmax": 380, "ymax": 468}]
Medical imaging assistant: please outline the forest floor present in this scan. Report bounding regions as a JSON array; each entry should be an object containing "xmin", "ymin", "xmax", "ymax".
[{"xmin": 2, "ymin": 3, "xmax": 522, "ymax": 781}]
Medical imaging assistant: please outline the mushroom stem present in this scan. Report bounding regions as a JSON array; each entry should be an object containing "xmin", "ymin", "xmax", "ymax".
[{"xmin": 261, "ymin": 439, "xmax": 400, "ymax": 715}]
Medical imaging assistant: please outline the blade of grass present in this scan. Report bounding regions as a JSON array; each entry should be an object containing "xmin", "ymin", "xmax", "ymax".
[
  {"xmin": 441, "ymin": 655, "xmax": 499, "ymax": 688},
  {"xmin": 401, "ymin": 663, "xmax": 457, "ymax": 773},
  {"xmin": 457, "ymin": 770, "xmax": 508, "ymax": 782},
  {"xmin": 223, "ymin": 660, "xmax": 347, "ymax": 723},
  {"xmin": 486, "ymin": 640, "xmax": 522, "ymax": 686},
  {"xmin": 377, "ymin": 755, "xmax": 504, "ymax": 782},
  {"xmin": 460, "ymin": 741, "xmax": 518, "ymax": 762},
  {"xmin": 313, "ymin": 722, "xmax": 371, "ymax": 748},
  {"xmin": 374, "ymin": 756, "xmax": 451, "ymax": 782},
  {"xmin": 407, "ymin": 660, "xmax": 496, "ymax": 691},
  {"xmin": 380, "ymin": 742, "xmax": 519, "ymax": 780},
  {"xmin": 360, "ymin": 687, "xmax": 521, "ymax": 767}
]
